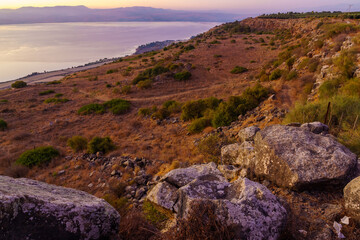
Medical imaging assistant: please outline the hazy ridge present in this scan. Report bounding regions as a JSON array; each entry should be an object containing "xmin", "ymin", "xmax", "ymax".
[{"xmin": 0, "ymin": 6, "xmax": 241, "ymax": 24}]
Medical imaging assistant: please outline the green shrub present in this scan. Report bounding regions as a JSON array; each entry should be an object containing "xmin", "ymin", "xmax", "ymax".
[
  {"xmin": 46, "ymin": 80, "xmax": 61, "ymax": 85},
  {"xmin": 314, "ymin": 40, "xmax": 324, "ymax": 49},
  {"xmin": 269, "ymin": 69, "xmax": 283, "ymax": 80},
  {"xmin": 181, "ymin": 97, "xmax": 221, "ymax": 121},
  {"xmin": 44, "ymin": 98, "xmax": 69, "ymax": 104},
  {"xmin": 285, "ymin": 57, "xmax": 295, "ymax": 70},
  {"xmin": 308, "ymin": 58, "xmax": 319, "ymax": 72},
  {"xmin": 54, "ymin": 93, "xmax": 63, "ymax": 98},
  {"xmin": 209, "ymin": 40, "xmax": 221, "ymax": 44},
  {"xmin": 103, "ymin": 99, "xmax": 131, "ymax": 115},
  {"xmin": 0, "ymin": 99, "xmax": 8, "ymax": 103},
  {"xmin": 184, "ymin": 45, "xmax": 195, "ymax": 51},
  {"xmin": 132, "ymin": 65, "xmax": 168, "ymax": 85},
  {"xmin": 11, "ymin": 81, "xmax": 27, "ymax": 88},
  {"xmin": 137, "ymin": 79, "xmax": 152, "ymax": 89},
  {"xmin": 152, "ymin": 108, "xmax": 170, "ymax": 120},
  {"xmin": 138, "ymin": 108, "xmax": 153, "ymax": 117},
  {"xmin": 319, "ymin": 79, "xmax": 341, "ymax": 99},
  {"xmin": 106, "ymin": 69, "xmax": 118, "ymax": 74},
  {"xmin": 88, "ymin": 136, "xmax": 116, "ymax": 154},
  {"xmin": 286, "ymin": 70, "xmax": 298, "ymax": 81},
  {"xmin": 197, "ymin": 133, "xmax": 234, "ymax": 164},
  {"xmin": 333, "ymin": 50, "xmax": 357, "ymax": 78},
  {"xmin": 188, "ymin": 117, "xmax": 212, "ymax": 133},
  {"xmin": 67, "ymin": 136, "xmax": 88, "ymax": 152},
  {"xmin": 230, "ymin": 66, "xmax": 248, "ymax": 74},
  {"xmin": 39, "ymin": 90, "xmax": 55, "ymax": 96},
  {"xmin": 341, "ymin": 78, "xmax": 360, "ymax": 96},
  {"xmin": 78, "ymin": 103, "xmax": 105, "ymax": 115},
  {"xmin": 143, "ymin": 200, "xmax": 172, "ymax": 229},
  {"xmin": 0, "ymin": 119, "xmax": 8, "ymax": 131},
  {"xmin": 163, "ymin": 100, "xmax": 182, "ymax": 113},
  {"xmin": 174, "ymin": 71, "xmax": 192, "ymax": 81},
  {"xmin": 214, "ymin": 54, "xmax": 223, "ymax": 58},
  {"xmin": 121, "ymin": 85, "xmax": 131, "ymax": 94},
  {"xmin": 231, "ymin": 39, "xmax": 236, "ymax": 43},
  {"xmin": 322, "ymin": 23, "xmax": 359, "ymax": 38},
  {"xmin": 16, "ymin": 146, "xmax": 59, "ymax": 167}
]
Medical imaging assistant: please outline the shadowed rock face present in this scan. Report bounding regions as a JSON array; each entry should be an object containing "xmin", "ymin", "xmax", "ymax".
[
  {"xmin": 0, "ymin": 176, "xmax": 120, "ymax": 240},
  {"xmin": 147, "ymin": 163, "xmax": 287, "ymax": 240}
]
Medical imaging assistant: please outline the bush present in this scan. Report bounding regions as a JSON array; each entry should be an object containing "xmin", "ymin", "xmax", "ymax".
[
  {"xmin": 197, "ymin": 134, "xmax": 234, "ymax": 164},
  {"xmin": 308, "ymin": 58, "xmax": 319, "ymax": 72},
  {"xmin": 11, "ymin": 81, "xmax": 27, "ymax": 88},
  {"xmin": 16, "ymin": 146, "xmax": 59, "ymax": 167},
  {"xmin": 269, "ymin": 69, "xmax": 283, "ymax": 80},
  {"xmin": 319, "ymin": 79, "xmax": 341, "ymax": 99},
  {"xmin": 132, "ymin": 65, "xmax": 168, "ymax": 85},
  {"xmin": 44, "ymin": 98, "xmax": 70, "ymax": 104},
  {"xmin": 341, "ymin": 78, "xmax": 360, "ymax": 96},
  {"xmin": 143, "ymin": 200, "xmax": 173, "ymax": 229},
  {"xmin": 39, "ymin": 90, "xmax": 55, "ymax": 96},
  {"xmin": 152, "ymin": 108, "xmax": 170, "ymax": 120},
  {"xmin": 138, "ymin": 108, "xmax": 153, "ymax": 117},
  {"xmin": 174, "ymin": 71, "xmax": 192, "ymax": 81},
  {"xmin": 0, "ymin": 119, "xmax": 8, "ymax": 131},
  {"xmin": 121, "ymin": 85, "xmax": 132, "ymax": 94},
  {"xmin": 46, "ymin": 80, "xmax": 61, "ymax": 85},
  {"xmin": 184, "ymin": 45, "xmax": 195, "ymax": 51},
  {"xmin": 88, "ymin": 136, "xmax": 116, "ymax": 154},
  {"xmin": 181, "ymin": 97, "xmax": 221, "ymax": 121},
  {"xmin": 163, "ymin": 201, "xmax": 235, "ymax": 240},
  {"xmin": 333, "ymin": 50, "xmax": 357, "ymax": 78},
  {"xmin": 137, "ymin": 79, "xmax": 152, "ymax": 89},
  {"xmin": 188, "ymin": 117, "xmax": 212, "ymax": 133},
  {"xmin": 78, "ymin": 103, "xmax": 105, "ymax": 115},
  {"xmin": 0, "ymin": 99, "xmax": 8, "ymax": 103},
  {"xmin": 286, "ymin": 70, "xmax": 298, "ymax": 81},
  {"xmin": 285, "ymin": 57, "xmax": 295, "ymax": 70},
  {"xmin": 106, "ymin": 69, "xmax": 118, "ymax": 74},
  {"xmin": 67, "ymin": 136, "xmax": 88, "ymax": 152},
  {"xmin": 163, "ymin": 100, "xmax": 182, "ymax": 113},
  {"xmin": 230, "ymin": 66, "xmax": 248, "ymax": 74},
  {"xmin": 103, "ymin": 99, "xmax": 131, "ymax": 115},
  {"xmin": 54, "ymin": 93, "xmax": 63, "ymax": 98}
]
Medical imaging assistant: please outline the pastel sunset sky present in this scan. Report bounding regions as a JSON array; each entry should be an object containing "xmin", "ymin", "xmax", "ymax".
[{"xmin": 1, "ymin": 0, "xmax": 359, "ymax": 13}]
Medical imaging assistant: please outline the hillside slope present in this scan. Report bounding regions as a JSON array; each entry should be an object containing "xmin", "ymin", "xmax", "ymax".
[{"xmin": 1, "ymin": 16, "xmax": 360, "ymax": 239}]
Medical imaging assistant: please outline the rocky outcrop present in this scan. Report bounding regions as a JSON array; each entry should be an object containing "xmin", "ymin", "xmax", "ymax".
[
  {"xmin": 344, "ymin": 176, "xmax": 360, "ymax": 221},
  {"xmin": 223, "ymin": 124, "xmax": 357, "ymax": 190},
  {"xmin": 238, "ymin": 125, "xmax": 260, "ymax": 142},
  {"xmin": 147, "ymin": 163, "xmax": 287, "ymax": 240},
  {"xmin": 0, "ymin": 175, "xmax": 120, "ymax": 240}
]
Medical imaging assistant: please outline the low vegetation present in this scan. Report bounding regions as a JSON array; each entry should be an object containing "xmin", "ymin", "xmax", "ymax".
[
  {"xmin": 67, "ymin": 136, "xmax": 88, "ymax": 152},
  {"xmin": 230, "ymin": 66, "xmax": 248, "ymax": 74},
  {"xmin": 174, "ymin": 71, "xmax": 192, "ymax": 81},
  {"xmin": 132, "ymin": 65, "xmax": 168, "ymax": 85},
  {"xmin": 11, "ymin": 81, "xmax": 27, "ymax": 89},
  {"xmin": 39, "ymin": 90, "xmax": 55, "ymax": 96},
  {"xmin": 44, "ymin": 98, "xmax": 70, "ymax": 104},
  {"xmin": 16, "ymin": 146, "xmax": 59, "ymax": 167},
  {"xmin": 0, "ymin": 119, "xmax": 8, "ymax": 131},
  {"xmin": 78, "ymin": 99, "xmax": 130, "ymax": 115},
  {"xmin": 88, "ymin": 136, "xmax": 116, "ymax": 154}
]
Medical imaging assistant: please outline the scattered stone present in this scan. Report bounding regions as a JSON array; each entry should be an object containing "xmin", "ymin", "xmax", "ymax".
[
  {"xmin": 344, "ymin": 176, "xmax": 360, "ymax": 221},
  {"xmin": 88, "ymin": 183, "xmax": 93, "ymax": 188},
  {"xmin": 238, "ymin": 126, "xmax": 260, "ymax": 142},
  {"xmin": 57, "ymin": 170, "xmax": 65, "ymax": 175},
  {"xmin": 301, "ymin": 122, "xmax": 329, "ymax": 134},
  {"xmin": 0, "ymin": 176, "xmax": 120, "ymax": 240},
  {"xmin": 147, "ymin": 164, "xmax": 287, "ymax": 240},
  {"xmin": 221, "ymin": 143, "xmax": 241, "ymax": 164}
]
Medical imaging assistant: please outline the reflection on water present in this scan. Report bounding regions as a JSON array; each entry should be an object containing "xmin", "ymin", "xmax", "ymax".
[{"xmin": 0, "ymin": 22, "xmax": 220, "ymax": 82}]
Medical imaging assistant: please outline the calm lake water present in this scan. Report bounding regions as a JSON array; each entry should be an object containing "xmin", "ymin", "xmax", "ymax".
[{"xmin": 0, "ymin": 22, "xmax": 220, "ymax": 82}]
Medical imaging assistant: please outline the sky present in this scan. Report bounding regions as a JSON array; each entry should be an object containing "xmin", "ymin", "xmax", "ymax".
[{"xmin": 0, "ymin": 0, "xmax": 359, "ymax": 13}]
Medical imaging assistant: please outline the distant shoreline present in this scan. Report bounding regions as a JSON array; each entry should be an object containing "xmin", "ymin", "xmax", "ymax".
[{"xmin": 0, "ymin": 39, "xmax": 177, "ymax": 90}]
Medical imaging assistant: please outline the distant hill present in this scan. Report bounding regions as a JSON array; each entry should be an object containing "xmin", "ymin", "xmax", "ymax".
[{"xmin": 0, "ymin": 6, "xmax": 241, "ymax": 24}]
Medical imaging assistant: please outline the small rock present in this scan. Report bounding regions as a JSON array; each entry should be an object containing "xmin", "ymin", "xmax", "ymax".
[
  {"xmin": 58, "ymin": 170, "xmax": 65, "ymax": 175},
  {"xmin": 89, "ymin": 171, "xmax": 95, "ymax": 177},
  {"xmin": 74, "ymin": 165, "xmax": 81, "ymax": 170},
  {"xmin": 88, "ymin": 183, "xmax": 93, "ymax": 188}
]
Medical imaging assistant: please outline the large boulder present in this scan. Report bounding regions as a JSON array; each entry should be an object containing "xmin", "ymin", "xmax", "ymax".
[
  {"xmin": 344, "ymin": 176, "xmax": 360, "ymax": 221},
  {"xmin": 300, "ymin": 122, "xmax": 329, "ymax": 134},
  {"xmin": 147, "ymin": 164, "xmax": 287, "ymax": 239},
  {"xmin": 161, "ymin": 162, "xmax": 225, "ymax": 188},
  {"xmin": 0, "ymin": 175, "xmax": 120, "ymax": 240},
  {"xmin": 249, "ymin": 125, "xmax": 357, "ymax": 189}
]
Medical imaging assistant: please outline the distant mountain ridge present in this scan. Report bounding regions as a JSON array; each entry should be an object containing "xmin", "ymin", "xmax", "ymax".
[{"xmin": 0, "ymin": 6, "xmax": 240, "ymax": 24}]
